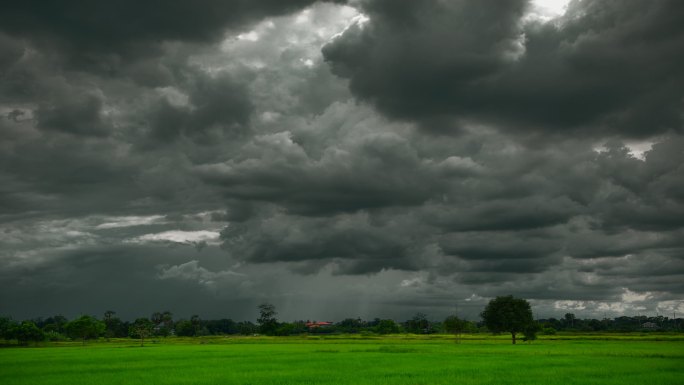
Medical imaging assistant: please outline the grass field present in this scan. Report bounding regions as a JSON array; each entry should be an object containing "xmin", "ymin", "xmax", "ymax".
[{"xmin": 1, "ymin": 334, "xmax": 683, "ymax": 385}]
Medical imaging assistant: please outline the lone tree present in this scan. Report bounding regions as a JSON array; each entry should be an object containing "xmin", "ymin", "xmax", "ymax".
[
  {"xmin": 257, "ymin": 303, "xmax": 278, "ymax": 335},
  {"xmin": 130, "ymin": 318, "xmax": 154, "ymax": 347},
  {"xmin": 481, "ymin": 295, "xmax": 534, "ymax": 344}
]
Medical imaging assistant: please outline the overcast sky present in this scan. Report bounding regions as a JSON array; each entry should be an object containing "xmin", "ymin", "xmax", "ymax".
[{"xmin": 1, "ymin": 0, "xmax": 683, "ymax": 322}]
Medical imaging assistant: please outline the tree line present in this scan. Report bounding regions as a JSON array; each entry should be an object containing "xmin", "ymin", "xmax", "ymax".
[{"xmin": 1, "ymin": 296, "xmax": 681, "ymax": 346}]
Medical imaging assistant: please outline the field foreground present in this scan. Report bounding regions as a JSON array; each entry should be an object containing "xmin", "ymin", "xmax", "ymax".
[{"xmin": 1, "ymin": 335, "xmax": 683, "ymax": 385}]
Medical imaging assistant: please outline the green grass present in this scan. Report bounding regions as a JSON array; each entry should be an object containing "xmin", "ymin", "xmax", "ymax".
[{"xmin": 1, "ymin": 335, "xmax": 682, "ymax": 384}]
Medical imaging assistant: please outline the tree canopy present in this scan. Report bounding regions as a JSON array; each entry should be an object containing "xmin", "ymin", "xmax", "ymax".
[
  {"xmin": 65, "ymin": 315, "xmax": 105, "ymax": 344},
  {"xmin": 481, "ymin": 295, "xmax": 534, "ymax": 344},
  {"xmin": 257, "ymin": 303, "xmax": 278, "ymax": 336},
  {"xmin": 12, "ymin": 321, "xmax": 45, "ymax": 345},
  {"xmin": 130, "ymin": 318, "xmax": 154, "ymax": 347}
]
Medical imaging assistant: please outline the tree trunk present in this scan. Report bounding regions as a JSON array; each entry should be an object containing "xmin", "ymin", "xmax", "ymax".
[{"xmin": 512, "ymin": 332, "xmax": 516, "ymax": 344}]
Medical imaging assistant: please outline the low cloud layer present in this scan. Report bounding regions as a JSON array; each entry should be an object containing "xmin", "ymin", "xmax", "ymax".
[{"xmin": 1, "ymin": 0, "xmax": 683, "ymax": 321}]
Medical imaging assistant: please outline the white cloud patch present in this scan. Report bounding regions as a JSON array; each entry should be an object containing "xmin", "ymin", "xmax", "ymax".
[
  {"xmin": 329, "ymin": 11, "xmax": 369, "ymax": 42},
  {"xmin": 155, "ymin": 87, "xmax": 191, "ymax": 108},
  {"xmin": 212, "ymin": 2, "xmax": 361, "ymax": 76},
  {"xmin": 596, "ymin": 302, "xmax": 628, "ymax": 314},
  {"xmin": 554, "ymin": 300, "xmax": 588, "ymax": 311},
  {"xmin": 621, "ymin": 288, "xmax": 653, "ymax": 303},
  {"xmin": 553, "ymin": 292, "xmax": 656, "ymax": 317},
  {"xmin": 527, "ymin": 0, "xmax": 570, "ymax": 22},
  {"xmin": 624, "ymin": 140, "xmax": 654, "ymax": 160},
  {"xmin": 157, "ymin": 260, "xmax": 244, "ymax": 288},
  {"xmin": 130, "ymin": 230, "xmax": 221, "ymax": 245},
  {"xmin": 656, "ymin": 300, "xmax": 684, "ymax": 315},
  {"xmin": 96, "ymin": 215, "xmax": 167, "ymax": 229},
  {"xmin": 439, "ymin": 156, "xmax": 483, "ymax": 174},
  {"xmin": 400, "ymin": 277, "xmax": 424, "ymax": 288},
  {"xmin": 237, "ymin": 30, "xmax": 260, "ymax": 42},
  {"xmin": 464, "ymin": 294, "xmax": 486, "ymax": 303}
]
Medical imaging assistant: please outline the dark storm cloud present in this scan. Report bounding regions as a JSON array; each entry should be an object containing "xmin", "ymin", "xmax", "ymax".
[
  {"xmin": 323, "ymin": 0, "xmax": 684, "ymax": 136},
  {"xmin": 145, "ymin": 71, "xmax": 254, "ymax": 145},
  {"xmin": 35, "ymin": 92, "xmax": 112, "ymax": 137},
  {"xmin": 591, "ymin": 138, "xmax": 684, "ymax": 231},
  {"xmin": 196, "ymin": 128, "xmax": 440, "ymax": 215},
  {"xmin": 0, "ymin": 37, "xmax": 250, "ymax": 217},
  {"xmin": 199, "ymin": 114, "xmax": 684, "ymax": 298},
  {"xmin": 1, "ymin": 134, "xmax": 139, "ymax": 213},
  {"xmin": 422, "ymin": 196, "xmax": 581, "ymax": 232},
  {"xmin": 2, "ymin": 0, "xmax": 684, "ymax": 321},
  {"xmin": 439, "ymin": 231, "xmax": 560, "ymax": 262},
  {"xmin": 0, "ymin": 0, "xmax": 342, "ymax": 65},
  {"xmin": 0, "ymin": 243, "xmax": 247, "ymax": 320},
  {"xmin": 220, "ymin": 211, "xmax": 422, "ymax": 274},
  {"xmin": 0, "ymin": 33, "xmax": 25, "ymax": 72},
  {"xmin": 322, "ymin": 0, "xmax": 528, "ymax": 123}
]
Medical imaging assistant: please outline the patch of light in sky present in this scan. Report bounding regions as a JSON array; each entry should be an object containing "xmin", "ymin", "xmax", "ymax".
[
  {"xmin": 295, "ymin": 9, "xmax": 311, "ymax": 24},
  {"xmin": 209, "ymin": 3, "xmax": 361, "ymax": 75},
  {"xmin": 237, "ymin": 30, "xmax": 260, "ymax": 42},
  {"xmin": 624, "ymin": 141, "xmax": 654, "ymax": 160},
  {"xmin": 129, "ymin": 230, "xmax": 221, "ymax": 245},
  {"xmin": 528, "ymin": 0, "xmax": 571, "ymax": 22},
  {"xmin": 96, "ymin": 215, "xmax": 167, "ymax": 229},
  {"xmin": 593, "ymin": 140, "xmax": 654, "ymax": 161}
]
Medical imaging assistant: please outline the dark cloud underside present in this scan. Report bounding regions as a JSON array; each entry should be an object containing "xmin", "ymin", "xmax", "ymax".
[
  {"xmin": 323, "ymin": 0, "xmax": 684, "ymax": 136},
  {"xmin": 1, "ymin": 0, "xmax": 683, "ymax": 320}
]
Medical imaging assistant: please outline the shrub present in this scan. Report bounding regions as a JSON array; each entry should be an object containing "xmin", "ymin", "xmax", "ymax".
[
  {"xmin": 14, "ymin": 321, "xmax": 45, "ymax": 345},
  {"xmin": 44, "ymin": 330, "xmax": 68, "ymax": 341}
]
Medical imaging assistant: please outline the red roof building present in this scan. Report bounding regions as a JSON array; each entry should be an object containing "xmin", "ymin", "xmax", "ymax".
[{"xmin": 305, "ymin": 321, "xmax": 333, "ymax": 329}]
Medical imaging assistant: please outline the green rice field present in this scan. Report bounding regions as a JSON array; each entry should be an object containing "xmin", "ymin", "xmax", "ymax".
[{"xmin": 1, "ymin": 334, "xmax": 683, "ymax": 385}]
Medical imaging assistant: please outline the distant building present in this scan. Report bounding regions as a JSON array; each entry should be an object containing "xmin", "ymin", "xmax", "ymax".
[
  {"xmin": 305, "ymin": 321, "xmax": 333, "ymax": 329},
  {"xmin": 642, "ymin": 322, "xmax": 657, "ymax": 329}
]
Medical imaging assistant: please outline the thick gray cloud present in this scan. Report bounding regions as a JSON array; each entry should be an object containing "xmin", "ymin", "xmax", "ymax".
[
  {"xmin": 1, "ymin": 1, "xmax": 683, "ymax": 322},
  {"xmin": 35, "ymin": 92, "xmax": 112, "ymax": 137},
  {"xmin": 323, "ymin": 0, "xmax": 684, "ymax": 136},
  {"xmin": 196, "ymin": 115, "xmax": 440, "ymax": 215},
  {"xmin": 0, "ymin": 0, "xmax": 343, "ymax": 75},
  {"xmin": 143, "ymin": 71, "xmax": 254, "ymax": 145},
  {"xmin": 220, "ymin": 211, "xmax": 424, "ymax": 274}
]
